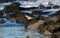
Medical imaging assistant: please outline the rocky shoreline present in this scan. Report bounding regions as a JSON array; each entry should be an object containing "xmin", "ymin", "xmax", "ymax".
[{"xmin": 0, "ymin": 1, "xmax": 60, "ymax": 38}]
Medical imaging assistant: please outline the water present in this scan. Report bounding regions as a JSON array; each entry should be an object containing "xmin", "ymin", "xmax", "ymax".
[
  {"xmin": 0, "ymin": 20, "xmax": 47, "ymax": 38},
  {"xmin": 0, "ymin": 27, "xmax": 48, "ymax": 38}
]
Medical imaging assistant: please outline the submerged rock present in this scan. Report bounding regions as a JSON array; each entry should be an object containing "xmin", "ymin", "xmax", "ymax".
[{"xmin": 0, "ymin": 19, "xmax": 5, "ymax": 24}]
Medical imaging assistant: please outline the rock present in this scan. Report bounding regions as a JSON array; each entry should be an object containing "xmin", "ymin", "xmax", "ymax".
[
  {"xmin": 4, "ymin": 2, "xmax": 20, "ymax": 14},
  {"xmin": 47, "ymin": 23, "xmax": 60, "ymax": 33},
  {"xmin": 6, "ymin": 13, "xmax": 16, "ymax": 21},
  {"xmin": 6, "ymin": 0, "xmax": 16, "ymax": 2},
  {"xmin": 10, "ymin": 2, "xmax": 20, "ymax": 12},
  {"xmin": 0, "ymin": 0, "xmax": 7, "ymax": 3},
  {"xmin": 53, "ymin": 10, "xmax": 60, "ymax": 16},
  {"xmin": 26, "ymin": 19, "xmax": 45, "ymax": 32},
  {"xmin": 51, "ymin": 32, "xmax": 60, "ymax": 38},
  {"xmin": 46, "ymin": 6, "xmax": 51, "ymax": 9},
  {"xmin": 53, "ymin": 5, "xmax": 60, "ymax": 9},
  {"xmin": 25, "ymin": 19, "xmax": 38, "ymax": 29},
  {"xmin": 56, "ymin": 19, "xmax": 60, "ymax": 23},
  {"xmin": 48, "ymin": 10, "xmax": 60, "ymax": 23},
  {"xmin": 37, "ymin": 24, "xmax": 47, "ymax": 33},
  {"xmin": 43, "ymin": 30, "xmax": 52, "ymax": 36},
  {"xmin": 16, "ymin": 12, "xmax": 35, "ymax": 24},
  {"xmin": 46, "ymin": 19, "xmax": 56, "ymax": 25},
  {"xmin": 26, "ymin": 36, "xmax": 30, "ymax": 38},
  {"xmin": 49, "ymin": 16, "xmax": 59, "ymax": 22},
  {"xmin": 39, "ymin": 4, "xmax": 45, "ymax": 9},
  {"xmin": 0, "ymin": 11, "xmax": 3, "ymax": 18},
  {"xmin": 4, "ymin": 6, "xmax": 12, "ymax": 14},
  {"xmin": 6, "ymin": 11, "xmax": 35, "ymax": 24},
  {"xmin": 16, "ymin": 15, "xmax": 27, "ymax": 23},
  {"xmin": 0, "ymin": 19, "xmax": 5, "ymax": 24},
  {"xmin": 15, "ymin": 12, "xmax": 33, "ymax": 23},
  {"xmin": 51, "ymin": 33, "xmax": 58, "ymax": 38}
]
